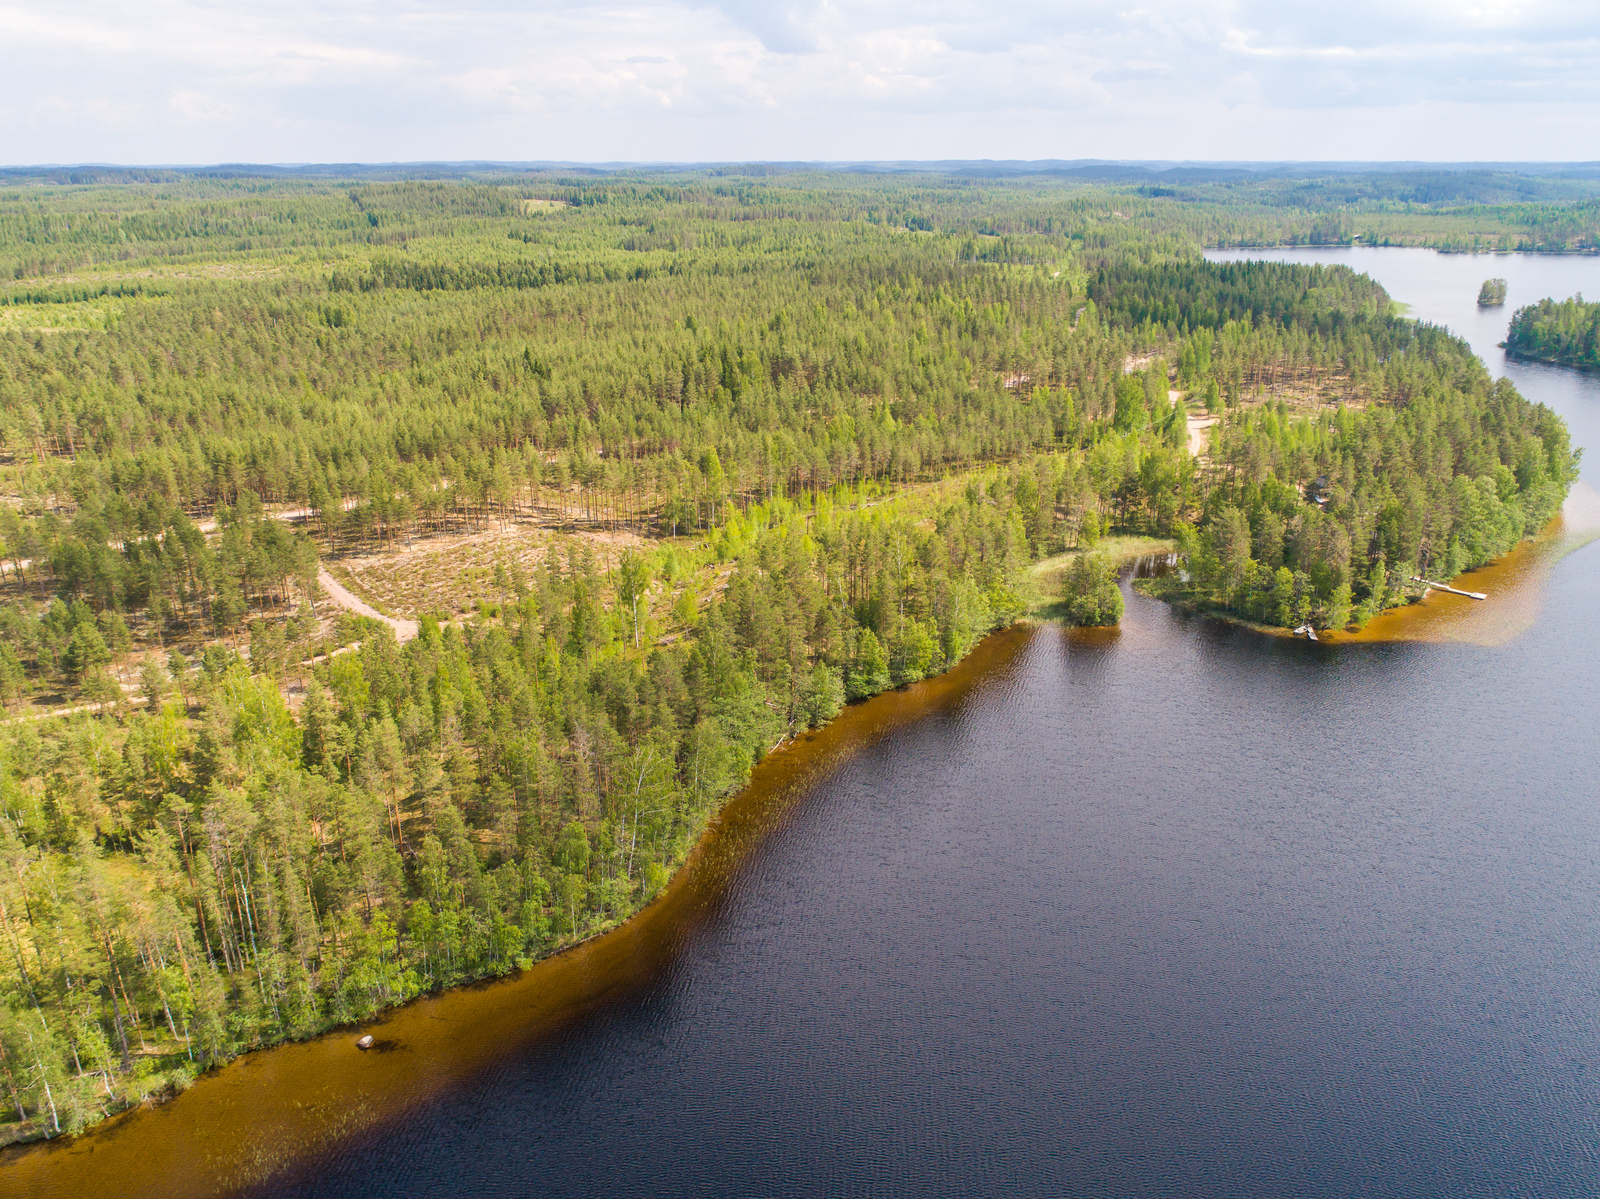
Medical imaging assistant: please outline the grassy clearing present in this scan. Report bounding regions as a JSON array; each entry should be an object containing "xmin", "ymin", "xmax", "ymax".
[
  {"xmin": 328, "ymin": 464, "xmax": 1039, "ymax": 633},
  {"xmin": 332, "ymin": 522, "xmax": 643, "ymax": 619},
  {"xmin": 1028, "ymin": 534, "xmax": 1175, "ymax": 620},
  {"xmin": 326, "ymin": 517, "xmax": 729, "ymax": 646}
]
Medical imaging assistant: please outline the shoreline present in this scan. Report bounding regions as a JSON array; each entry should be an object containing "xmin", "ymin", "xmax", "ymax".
[
  {"xmin": 1208, "ymin": 243, "xmax": 1600, "ymax": 257},
  {"xmin": 1, "ymin": 512, "xmax": 1147, "ymax": 1153},
  {"xmin": 1134, "ymin": 571, "xmax": 1492, "ymax": 645},
  {"xmin": 3, "ymin": 626, "xmax": 1037, "ymax": 1199},
  {"xmin": 0, "ymin": 617, "xmax": 1035, "ymax": 1166},
  {"xmin": 11, "ymin": 499, "xmax": 1591, "ymax": 1158},
  {"xmin": 1134, "ymin": 508, "xmax": 1589, "ymax": 648},
  {"xmin": 1504, "ymin": 345, "xmax": 1600, "ymax": 374}
]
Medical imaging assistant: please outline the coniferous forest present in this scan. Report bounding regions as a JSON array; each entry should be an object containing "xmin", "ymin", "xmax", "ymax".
[
  {"xmin": 1506, "ymin": 295, "xmax": 1600, "ymax": 370},
  {"xmin": 0, "ymin": 167, "xmax": 1580, "ymax": 1143}
]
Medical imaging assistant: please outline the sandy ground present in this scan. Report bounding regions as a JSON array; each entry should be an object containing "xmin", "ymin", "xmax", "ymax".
[
  {"xmin": 3, "ymin": 688, "xmax": 147, "ymax": 725},
  {"xmin": 318, "ymin": 567, "xmax": 420, "ymax": 643},
  {"xmin": 1186, "ymin": 413, "xmax": 1221, "ymax": 457},
  {"xmin": 333, "ymin": 519, "xmax": 652, "ymax": 622}
]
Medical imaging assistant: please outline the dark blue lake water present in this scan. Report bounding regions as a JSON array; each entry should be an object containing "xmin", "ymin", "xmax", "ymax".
[{"xmin": 292, "ymin": 251, "xmax": 1600, "ymax": 1197}]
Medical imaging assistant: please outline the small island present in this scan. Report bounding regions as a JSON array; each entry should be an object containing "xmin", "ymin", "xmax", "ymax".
[
  {"xmin": 1505, "ymin": 295, "xmax": 1600, "ymax": 370},
  {"xmin": 1478, "ymin": 278, "xmax": 1508, "ymax": 307}
]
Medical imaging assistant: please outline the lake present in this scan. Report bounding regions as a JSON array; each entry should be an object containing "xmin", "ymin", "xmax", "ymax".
[{"xmin": 8, "ymin": 248, "xmax": 1600, "ymax": 1199}]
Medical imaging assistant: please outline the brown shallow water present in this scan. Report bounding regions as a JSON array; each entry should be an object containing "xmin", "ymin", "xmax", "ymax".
[
  {"xmin": 1324, "ymin": 484, "xmax": 1600, "ymax": 647},
  {"xmin": 0, "ymin": 627, "xmax": 1034, "ymax": 1199}
]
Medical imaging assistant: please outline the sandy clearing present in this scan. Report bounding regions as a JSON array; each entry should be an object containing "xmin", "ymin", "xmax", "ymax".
[
  {"xmin": 319, "ymin": 567, "xmax": 419, "ymax": 644},
  {"xmin": 1187, "ymin": 413, "xmax": 1221, "ymax": 457}
]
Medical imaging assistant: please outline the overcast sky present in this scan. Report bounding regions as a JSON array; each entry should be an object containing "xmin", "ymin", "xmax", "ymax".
[{"xmin": 2, "ymin": 0, "xmax": 1597, "ymax": 165}]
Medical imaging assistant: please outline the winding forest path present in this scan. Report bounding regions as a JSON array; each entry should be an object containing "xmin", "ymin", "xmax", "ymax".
[
  {"xmin": 318, "ymin": 567, "xmax": 420, "ymax": 644},
  {"xmin": 1187, "ymin": 412, "xmax": 1220, "ymax": 457}
]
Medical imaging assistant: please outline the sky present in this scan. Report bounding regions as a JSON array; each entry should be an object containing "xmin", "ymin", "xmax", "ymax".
[{"xmin": 1, "ymin": 0, "xmax": 1598, "ymax": 166}]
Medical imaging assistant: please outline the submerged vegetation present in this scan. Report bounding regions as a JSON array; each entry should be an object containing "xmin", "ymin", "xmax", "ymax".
[
  {"xmin": 0, "ymin": 166, "xmax": 1580, "ymax": 1144},
  {"xmin": 1506, "ymin": 295, "xmax": 1600, "ymax": 370}
]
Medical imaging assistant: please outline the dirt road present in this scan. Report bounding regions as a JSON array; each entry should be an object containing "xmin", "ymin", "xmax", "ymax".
[
  {"xmin": 1186, "ymin": 413, "xmax": 1220, "ymax": 457},
  {"xmin": 318, "ymin": 567, "xmax": 419, "ymax": 643}
]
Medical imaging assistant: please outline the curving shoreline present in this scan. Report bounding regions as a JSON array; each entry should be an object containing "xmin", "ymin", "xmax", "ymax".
[
  {"xmin": 7, "ymin": 511, "xmax": 1589, "ymax": 1194},
  {"xmin": 10, "ymin": 484, "xmax": 1593, "ymax": 1191},
  {"xmin": 0, "ymin": 626, "xmax": 1035, "ymax": 1199},
  {"xmin": 1504, "ymin": 345, "xmax": 1600, "ymax": 374},
  {"xmin": 1138, "ymin": 503, "xmax": 1596, "ymax": 649}
]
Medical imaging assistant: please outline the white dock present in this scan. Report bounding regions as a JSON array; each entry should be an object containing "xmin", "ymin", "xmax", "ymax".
[{"xmin": 1411, "ymin": 577, "xmax": 1487, "ymax": 601}]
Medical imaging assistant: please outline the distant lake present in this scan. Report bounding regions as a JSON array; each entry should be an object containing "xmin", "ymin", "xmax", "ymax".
[
  {"xmin": 12, "ymin": 248, "xmax": 1600, "ymax": 1199},
  {"xmin": 1207, "ymin": 246, "xmax": 1600, "ymax": 498}
]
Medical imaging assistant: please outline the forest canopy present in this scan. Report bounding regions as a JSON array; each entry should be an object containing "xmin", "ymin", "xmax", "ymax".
[
  {"xmin": 0, "ymin": 168, "xmax": 1578, "ymax": 1145},
  {"xmin": 1506, "ymin": 295, "xmax": 1600, "ymax": 370}
]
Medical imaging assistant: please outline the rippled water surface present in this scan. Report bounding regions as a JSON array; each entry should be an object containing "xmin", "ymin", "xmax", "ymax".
[{"xmin": 9, "ymin": 249, "xmax": 1600, "ymax": 1199}]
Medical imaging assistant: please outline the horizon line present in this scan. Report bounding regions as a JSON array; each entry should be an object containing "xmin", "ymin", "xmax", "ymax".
[{"xmin": 5, "ymin": 158, "xmax": 1600, "ymax": 173}]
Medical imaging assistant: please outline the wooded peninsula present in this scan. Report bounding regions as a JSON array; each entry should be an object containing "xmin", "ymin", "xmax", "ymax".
[{"xmin": 0, "ymin": 166, "xmax": 1581, "ymax": 1143}]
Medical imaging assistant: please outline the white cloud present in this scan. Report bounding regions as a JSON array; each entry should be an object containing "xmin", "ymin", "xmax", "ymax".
[
  {"xmin": 0, "ymin": 0, "xmax": 1597, "ymax": 162},
  {"xmin": 170, "ymin": 90, "xmax": 242, "ymax": 123}
]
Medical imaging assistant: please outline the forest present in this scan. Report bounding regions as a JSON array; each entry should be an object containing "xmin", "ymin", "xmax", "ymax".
[
  {"xmin": 0, "ymin": 168, "xmax": 1578, "ymax": 1143},
  {"xmin": 1506, "ymin": 295, "xmax": 1600, "ymax": 370}
]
